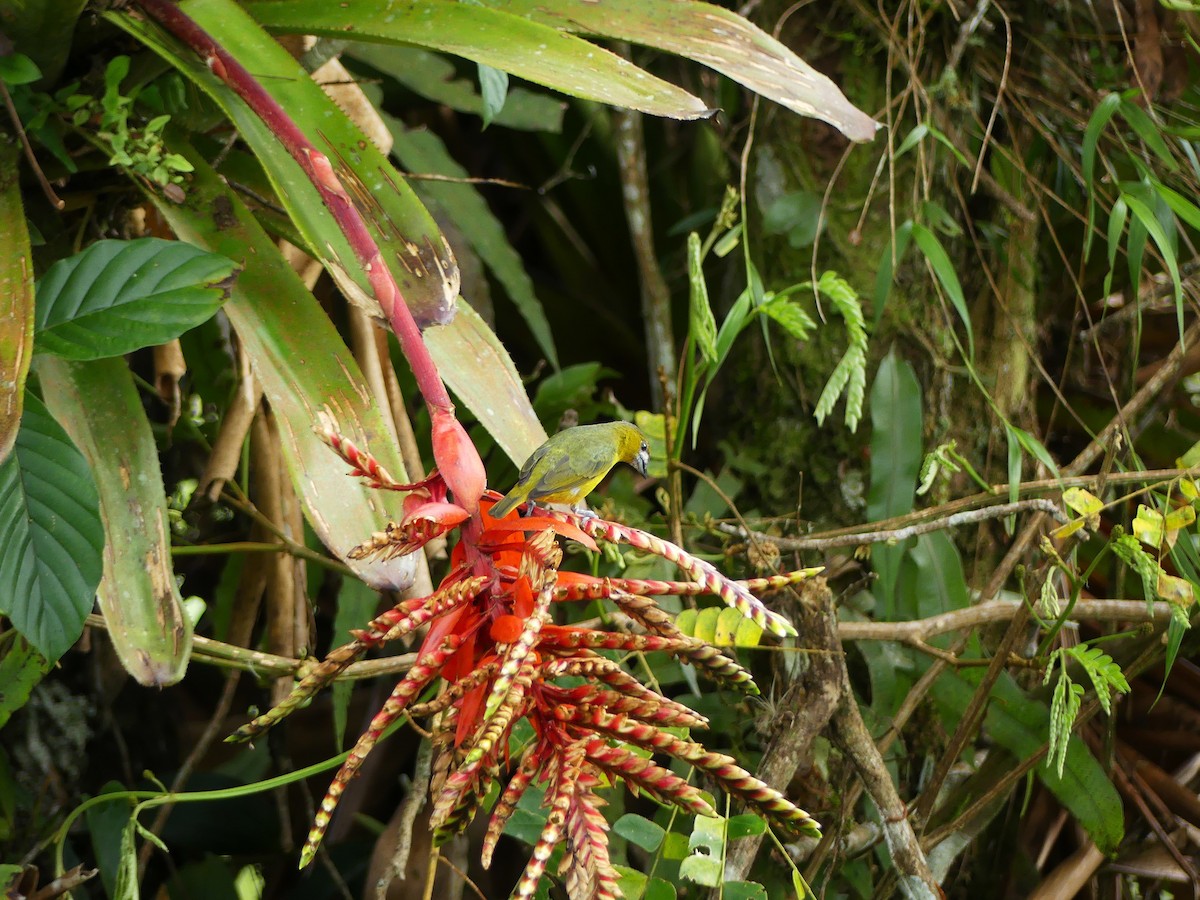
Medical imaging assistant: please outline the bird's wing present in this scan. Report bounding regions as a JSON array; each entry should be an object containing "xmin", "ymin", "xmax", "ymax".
[{"xmin": 526, "ymin": 442, "xmax": 613, "ymax": 499}]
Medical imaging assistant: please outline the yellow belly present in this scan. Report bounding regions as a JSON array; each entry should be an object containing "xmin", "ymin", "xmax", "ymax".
[{"xmin": 534, "ymin": 471, "xmax": 609, "ymax": 506}]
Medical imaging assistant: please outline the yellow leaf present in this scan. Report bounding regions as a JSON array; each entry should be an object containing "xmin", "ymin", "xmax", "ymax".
[
  {"xmin": 1132, "ymin": 505, "xmax": 1165, "ymax": 548},
  {"xmin": 1156, "ymin": 573, "xmax": 1195, "ymax": 607}
]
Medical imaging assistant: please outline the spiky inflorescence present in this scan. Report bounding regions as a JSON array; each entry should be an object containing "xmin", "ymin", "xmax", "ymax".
[
  {"xmin": 562, "ymin": 778, "xmax": 620, "ymax": 900},
  {"xmin": 542, "ymin": 655, "xmax": 709, "ymax": 727},
  {"xmin": 482, "ymin": 746, "xmax": 541, "ymax": 868},
  {"xmin": 571, "ymin": 708, "xmax": 821, "ymax": 838},
  {"xmin": 351, "ymin": 574, "xmax": 486, "ymax": 643},
  {"xmin": 514, "ymin": 741, "xmax": 586, "ymax": 900},
  {"xmin": 582, "ymin": 739, "xmax": 715, "ymax": 817},
  {"xmin": 552, "ymin": 513, "xmax": 798, "ymax": 637},
  {"xmin": 348, "ymin": 515, "xmax": 448, "ymax": 560},
  {"xmin": 227, "ymin": 575, "xmax": 486, "ymax": 743},
  {"xmin": 431, "ymin": 658, "xmax": 537, "ymax": 831},
  {"xmin": 553, "ymin": 569, "xmax": 824, "ymax": 602},
  {"xmin": 315, "ymin": 412, "xmax": 406, "ymax": 491},
  {"xmin": 300, "ymin": 636, "xmax": 462, "ymax": 866}
]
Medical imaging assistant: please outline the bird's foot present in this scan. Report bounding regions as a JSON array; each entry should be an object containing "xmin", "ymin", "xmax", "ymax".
[{"xmin": 571, "ymin": 506, "xmax": 599, "ymax": 520}]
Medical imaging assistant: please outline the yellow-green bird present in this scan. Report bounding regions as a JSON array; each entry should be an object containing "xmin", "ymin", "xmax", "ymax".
[{"xmin": 489, "ymin": 421, "xmax": 649, "ymax": 519}]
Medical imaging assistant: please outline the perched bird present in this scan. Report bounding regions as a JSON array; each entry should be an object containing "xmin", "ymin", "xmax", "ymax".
[{"xmin": 489, "ymin": 421, "xmax": 649, "ymax": 519}]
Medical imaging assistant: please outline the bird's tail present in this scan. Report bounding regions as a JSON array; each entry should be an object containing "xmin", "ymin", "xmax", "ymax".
[{"xmin": 488, "ymin": 493, "xmax": 523, "ymax": 519}]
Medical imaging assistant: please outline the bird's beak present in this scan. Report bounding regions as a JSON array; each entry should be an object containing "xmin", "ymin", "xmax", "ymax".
[{"xmin": 633, "ymin": 448, "xmax": 649, "ymax": 478}]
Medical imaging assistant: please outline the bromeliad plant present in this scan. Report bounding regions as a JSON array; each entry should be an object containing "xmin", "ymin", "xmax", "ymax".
[
  {"xmin": 122, "ymin": 0, "xmax": 825, "ymax": 894},
  {"xmin": 229, "ymin": 423, "xmax": 821, "ymax": 892}
]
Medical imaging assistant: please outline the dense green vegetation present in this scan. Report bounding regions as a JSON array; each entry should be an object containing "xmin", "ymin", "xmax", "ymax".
[{"xmin": 2, "ymin": 1, "xmax": 1200, "ymax": 898}]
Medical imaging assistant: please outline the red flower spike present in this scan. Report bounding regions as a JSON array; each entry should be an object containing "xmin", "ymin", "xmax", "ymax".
[
  {"xmin": 482, "ymin": 746, "xmax": 541, "ymax": 868},
  {"xmin": 300, "ymin": 636, "xmax": 461, "ymax": 866},
  {"xmin": 431, "ymin": 411, "xmax": 486, "ymax": 512}
]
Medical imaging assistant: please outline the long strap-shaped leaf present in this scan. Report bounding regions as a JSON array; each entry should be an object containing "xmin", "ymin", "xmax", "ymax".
[
  {"xmin": 39, "ymin": 357, "xmax": 194, "ymax": 686},
  {"xmin": 108, "ymin": 0, "xmax": 459, "ymax": 331},
  {"xmin": 243, "ymin": 0, "xmax": 712, "ymax": 120},
  {"xmin": 153, "ymin": 140, "xmax": 419, "ymax": 591}
]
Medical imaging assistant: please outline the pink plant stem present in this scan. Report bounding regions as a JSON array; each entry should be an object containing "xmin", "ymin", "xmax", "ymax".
[{"xmin": 132, "ymin": 0, "xmax": 453, "ymax": 418}]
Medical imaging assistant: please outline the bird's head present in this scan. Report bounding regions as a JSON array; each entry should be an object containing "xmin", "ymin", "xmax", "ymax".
[{"xmin": 613, "ymin": 422, "xmax": 650, "ymax": 478}]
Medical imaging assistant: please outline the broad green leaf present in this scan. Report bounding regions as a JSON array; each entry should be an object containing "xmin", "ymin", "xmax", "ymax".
[
  {"xmin": 911, "ymin": 222, "xmax": 973, "ymax": 360},
  {"xmin": 614, "ymin": 813, "xmax": 666, "ymax": 852},
  {"xmin": 724, "ymin": 883, "xmax": 767, "ymax": 900},
  {"xmin": 0, "ymin": 141, "xmax": 33, "ymax": 462},
  {"xmin": 0, "ymin": 391, "xmax": 103, "ymax": 662},
  {"xmin": 39, "ymin": 357, "xmax": 193, "ymax": 685},
  {"xmin": 0, "ymin": 53, "xmax": 39, "ymax": 86},
  {"xmin": 1180, "ymin": 440, "xmax": 1200, "ymax": 471},
  {"xmin": 614, "ymin": 866, "xmax": 649, "ymax": 900},
  {"xmin": 0, "ymin": 635, "xmax": 51, "ymax": 729},
  {"xmin": 110, "ymin": 0, "xmax": 460, "ymax": 331},
  {"xmin": 384, "ymin": 118, "xmax": 559, "ymax": 369},
  {"xmin": 152, "ymin": 141, "xmax": 419, "ymax": 589},
  {"xmin": 867, "ymin": 351, "xmax": 923, "ymax": 613},
  {"xmin": 346, "ymin": 44, "xmax": 565, "ymax": 132},
  {"xmin": 478, "ymin": 0, "xmax": 877, "ymax": 140},
  {"xmin": 645, "ymin": 877, "xmax": 677, "ymax": 900},
  {"xmin": 687, "ymin": 232, "xmax": 718, "ymax": 363},
  {"xmin": 726, "ymin": 813, "xmax": 766, "ymax": 839},
  {"xmin": 34, "ymin": 238, "xmax": 236, "ymax": 360},
  {"xmin": 733, "ymin": 614, "xmax": 764, "ymax": 648},
  {"xmin": 933, "ymin": 671, "xmax": 1125, "ymax": 853},
  {"xmin": 713, "ymin": 606, "xmax": 744, "ymax": 646},
  {"xmin": 680, "ymin": 815, "xmax": 724, "ymax": 886},
  {"xmin": 1157, "ymin": 572, "xmax": 1195, "ymax": 607},
  {"xmin": 1062, "ymin": 487, "xmax": 1103, "ymax": 530},
  {"xmin": 244, "ymin": 0, "xmax": 710, "ymax": 119}
]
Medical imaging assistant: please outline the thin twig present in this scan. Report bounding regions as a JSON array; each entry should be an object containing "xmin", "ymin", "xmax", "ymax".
[{"xmin": 719, "ymin": 498, "xmax": 1065, "ymax": 551}]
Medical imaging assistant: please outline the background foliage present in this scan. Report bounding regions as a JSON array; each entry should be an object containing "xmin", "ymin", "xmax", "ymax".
[{"xmin": 3, "ymin": 0, "xmax": 1200, "ymax": 898}]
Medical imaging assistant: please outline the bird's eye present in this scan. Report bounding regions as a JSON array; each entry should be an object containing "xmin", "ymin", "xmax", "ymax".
[{"xmin": 640, "ymin": 442, "xmax": 648, "ymax": 453}]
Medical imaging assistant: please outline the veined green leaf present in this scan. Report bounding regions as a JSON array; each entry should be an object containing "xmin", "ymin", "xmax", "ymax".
[
  {"xmin": 0, "ymin": 392, "xmax": 103, "ymax": 663},
  {"xmin": 39, "ymin": 357, "xmax": 193, "ymax": 685},
  {"xmin": 477, "ymin": 0, "xmax": 877, "ymax": 140},
  {"xmin": 0, "ymin": 140, "xmax": 34, "ymax": 462},
  {"xmin": 34, "ymin": 238, "xmax": 236, "ymax": 360},
  {"xmin": 933, "ymin": 671, "xmax": 1124, "ymax": 853},
  {"xmin": 244, "ymin": 0, "xmax": 710, "ymax": 119}
]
